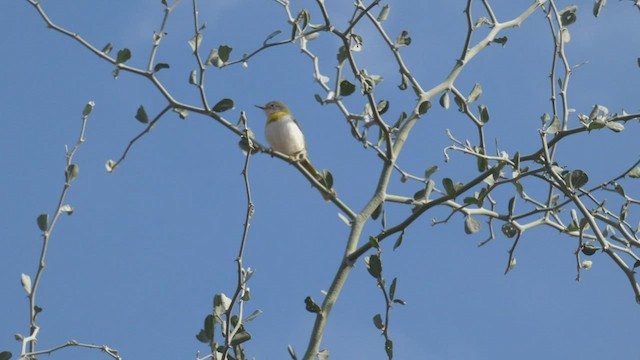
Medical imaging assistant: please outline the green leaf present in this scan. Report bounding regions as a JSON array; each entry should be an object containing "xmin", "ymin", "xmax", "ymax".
[
  {"xmin": 463, "ymin": 196, "xmax": 479, "ymax": 206},
  {"xmin": 212, "ymin": 98, "xmax": 234, "ymax": 112},
  {"xmin": 392, "ymin": 230, "xmax": 404, "ymax": 251},
  {"xmin": 189, "ymin": 69, "xmax": 198, "ymax": 85},
  {"xmin": 418, "ymin": 100, "xmax": 431, "ymax": 115},
  {"xmin": 392, "ymin": 112, "xmax": 407, "ymax": 130},
  {"xmin": 398, "ymin": 73, "xmax": 408, "ymax": 91},
  {"xmin": 214, "ymin": 293, "xmax": 231, "ymax": 317},
  {"xmin": 153, "ymin": 63, "xmax": 170, "ymax": 72},
  {"xmin": 587, "ymin": 120, "xmax": 606, "ymax": 130},
  {"xmin": 65, "ymin": 164, "xmax": 80, "ymax": 182},
  {"xmin": 238, "ymin": 129, "xmax": 258, "ymax": 156},
  {"xmin": 439, "ymin": 91, "xmax": 450, "ymax": 109},
  {"xmin": 547, "ymin": 115, "xmax": 560, "ymax": 134},
  {"xmin": 318, "ymin": 349, "xmax": 330, "ymax": 360},
  {"xmin": 82, "ymin": 101, "xmax": 95, "ymax": 117},
  {"xmin": 337, "ymin": 46, "xmax": 348, "ymax": 64},
  {"xmin": 393, "ymin": 298, "xmax": 407, "ymax": 305},
  {"xmin": 467, "ymin": 83, "xmax": 482, "ymax": 103},
  {"xmin": 304, "ymin": 296, "xmax": 322, "ymax": 314},
  {"xmin": 188, "ymin": 33, "xmax": 202, "ymax": 53},
  {"xmin": 230, "ymin": 331, "xmax": 251, "ymax": 346},
  {"xmin": 377, "ymin": 4, "xmax": 390, "ymax": 21},
  {"xmin": 60, "ymin": 204, "xmax": 74, "ymax": 215},
  {"xmin": 582, "ymin": 244, "xmax": 598, "ymax": 256},
  {"xmin": 287, "ymin": 344, "xmax": 297, "ymax": 360},
  {"xmin": 493, "ymin": 36, "xmax": 508, "ymax": 46},
  {"xmin": 376, "ymin": 100, "xmax": 390, "ymax": 115},
  {"xmin": 464, "ymin": 216, "xmax": 481, "ymax": 234},
  {"xmin": 264, "ymin": 30, "xmax": 282, "ymax": 44},
  {"xmin": 478, "ymin": 104, "xmax": 489, "ymax": 123},
  {"xmin": 350, "ymin": 34, "xmax": 363, "ymax": 52},
  {"xmin": 372, "ymin": 203, "xmax": 383, "ymax": 220},
  {"xmin": 508, "ymin": 196, "xmax": 517, "ymax": 216},
  {"xmin": 205, "ymin": 48, "xmax": 221, "ymax": 67},
  {"xmin": 21, "ymin": 273, "xmax": 32, "ymax": 295},
  {"xmin": 501, "ymin": 223, "xmax": 518, "ymax": 238},
  {"xmin": 105, "ymin": 160, "xmax": 116, "ymax": 173},
  {"xmin": 593, "ymin": 0, "xmax": 607, "ymax": 17},
  {"xmin": 381, "ymin": 209, "xmax": 386, "ymax": 229},
  {"xmin": 605, "ymin": 121, "xmax": 624, "ymax": 132},
  {"xmin": 570, "ymin": 169, "xmax": 589, "ymax": 189},
  {"xmin": 115, "ymin": 48, "xmax": 131, "ymax": 64},
  {"xmin": 369, "ymin": 236, "xmax": 380, "ymax": 249},
  {"xmin": 626, "ymin": 167, "xmax": 640, "ymax": 178},
  {"xmin": 340, "ymin": 80, "xmax": 356, "ymax": 96},
  {"xmin": 102, "ymin": 42, "xmax": 113, "ymax": 55},
  {"xmin": 241, "ymin": 289, "xmax": 251, "ymax": 301},
  {"xmin": 373, "ymin": 314, "xmax": 384, "ymax": 329},
  {"xmin": 174, "ymin": 107, "xmax": 189, "ymax": 119},
  {"xmin": 360, "ymin": 70, "xmax": 383, "ymax": 94},
  {"xmin": 560, "ymin": 5, "xmax": 578, "ymax": 27},
  {"xmin": 442, "ymin": 178, "xmax": 456, "ymax": 196},
  {"xmin": 218, "ymin": 45, "xmax": 232, "ymax": 62},
  {"xmin": 385, "ymin": 339, "xmax": 393, "ymax": 359},
  {"xmin": 389, "ymin": 277, "xmax": 397, "ymax": 300},
  {"xmin": 514, "ymin": 181, "xmax": 526, "ymax": 198},
  {"xmin": 394, "ymin": 30, "xmax": 411, "ymax": 47},
  {"xmin": 0, "ymin": 352, "xmax": 11, "ymax": 360},
  {"xmin": 319, "ymin": 169, "xmax": 334, "ymax": 189},
  {"xmin": 245, "ymin": 309, "xmax": 263, "ymax": 323},
  {"xmin": 620, "ymin": 201, "xmax": 629, "ymax": 221},
  {"xmin": 366, "ymin": 254, "xmax": 382, "ymax": 279},
  {"xmin": 476, "ymin": 146, "xmax": 487, "ymax": 172},
  {"xmin": 112, "ymin": 68, "xmax": 120, "ymax": 79},
  {"xmin": 540, "ymin": 112, "xmax": 550, "ymax": 126},
  {"xmin": 453, "ymin": 93, "xmax": 465, "ymax": 112},
  {"xmin": 135, "ymin": 105, "xmax": 149, "ymax": 124},
  {"xmin": 203, "ymin": 314, "xmax": 214, "ymax": 342},
  {"xmin": 425, "ymin": 165, "xmax": 438, "ymax": 179}
]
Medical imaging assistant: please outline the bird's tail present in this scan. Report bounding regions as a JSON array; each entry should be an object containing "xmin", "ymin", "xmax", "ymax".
[
  {"xmin": 300, "ymin": 158, "xmax": 336, "ymax": 201},
  {"xmin": 301, "ymin": 158, "xmax": 321, "ymax": 178}
]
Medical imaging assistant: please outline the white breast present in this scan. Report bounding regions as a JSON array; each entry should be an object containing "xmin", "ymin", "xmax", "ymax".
[{"xmin": 265, "ymin": 118, "xmax": 307, "ymax": 156}]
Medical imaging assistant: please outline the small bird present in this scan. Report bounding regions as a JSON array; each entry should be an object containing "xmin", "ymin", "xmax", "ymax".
[{"xmin": 256, "ymin": 100, "xmax": 334, "ymax": 199}]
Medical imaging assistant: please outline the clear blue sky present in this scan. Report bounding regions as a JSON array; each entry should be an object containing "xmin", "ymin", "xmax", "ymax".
[{"xmin": 2, "ymin": 1, "xmax": 639, "ymax": 359}]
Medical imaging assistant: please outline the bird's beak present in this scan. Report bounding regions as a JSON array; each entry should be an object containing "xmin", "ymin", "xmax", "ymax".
[{"xmin": 255, "ymin": 104, "xmax": 265, "ymax": 110}]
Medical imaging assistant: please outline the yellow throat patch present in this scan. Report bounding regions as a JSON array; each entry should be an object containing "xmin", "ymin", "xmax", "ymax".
[{"xmin": 266, "ymin": 111, "xmax": 290, "ymax": 124}]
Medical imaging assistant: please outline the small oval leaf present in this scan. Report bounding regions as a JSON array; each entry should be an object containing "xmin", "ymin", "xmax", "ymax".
[
  {"xmin": 135, "ymin": 105, "xmax": 149, "ymax": 124},
  {"xmin": 366, "ymin": 255, "xmax": 382, "ymax": 279},
  {"xmin": 464, "ymin": 216, "xmax": 481, "ymax": 234},
  {"xmin": 339, "ymin": 80, "xmax": 356, "ymax": 97},
  {"xmin": 439, "ymin": 91, "xmax": 450, "ymax": 109},
  {"xmin": 65, "ymin": 163, "xmax": 80, "ymax": 182},
  {"xmin": 373, "ymin": 314, "xmax": 384, "ymax": 329},
  {"xmin": 37, "ymin": 213, "xmax": 49, "ymax": 231},
  {"xmin": 212, "ymin": 98, "xmax": 234, "ymax": 112},
  {"xmin": 467, "ymin": 83, "xmax": 482, "ymax": 103},
  {"xmin": 115, "ymin": 48, "xmax": 131, "ymax": 64},
  {"xmin": 21, "ymin": 273, "xmax": 32, "ymax": 295},
  {"xmin": 418, "ymin": 100, "xmax": 431, "ymax": 115}
]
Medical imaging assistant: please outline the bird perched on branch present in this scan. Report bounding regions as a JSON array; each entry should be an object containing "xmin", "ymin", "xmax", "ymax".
[{"xmin": 256, "ymin": 100, "xmax": 335, "ymax": 200}]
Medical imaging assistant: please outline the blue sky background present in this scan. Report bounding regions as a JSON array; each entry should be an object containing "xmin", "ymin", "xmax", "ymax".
[{"xmin": 2, "ymin": 1, "xmax": 640, "ymax": 359}]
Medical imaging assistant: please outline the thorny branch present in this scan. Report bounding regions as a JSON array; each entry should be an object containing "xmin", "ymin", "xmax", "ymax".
[{"xmin": 20, "ymin": 103, "xmax": 122, "ymax": 359}]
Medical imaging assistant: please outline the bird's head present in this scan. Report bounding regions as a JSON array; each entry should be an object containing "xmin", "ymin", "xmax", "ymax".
[
  {"xmin": 255, "ymin": 101, "xmax": 290, "ymax": 116},
  {"xmin": 256, "ymin": 101, "xmax": 292, "ymax": 123}
]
